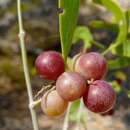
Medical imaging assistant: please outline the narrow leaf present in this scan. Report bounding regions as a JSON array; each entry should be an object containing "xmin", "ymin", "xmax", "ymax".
[
  {"xmin": 101, "ymin": 0, "xmax": 123, "ymax": 22},
  {"xmin": 101, "ymin": 0, "xmax": 127, "ymax": 44},
  {"xmin": 59, "ymin": 0, "xmax": 79, "ymax": 61},
  {"xmin": 97, "ymin": 0, "xmax": 127, "ymax": 54}
]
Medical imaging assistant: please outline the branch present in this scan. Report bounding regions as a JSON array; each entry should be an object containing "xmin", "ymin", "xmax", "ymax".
[
  {"xmin": 17, "ymin": 0, "xmax": 39, "ymax": 130},
  {"xmin": 30, "ymin": 99, "xmax": 42, "ymax": 109}
]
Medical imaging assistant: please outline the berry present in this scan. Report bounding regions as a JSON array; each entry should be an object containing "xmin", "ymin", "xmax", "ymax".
[
  {"xmin": 74, "ymin": 52, "xmax": 107, "ymax": 80},
  {"xmin": 41, "ymin": 90, "xmax": 68, "ymax": 117},
  {"xmin": 101, "ymin": 108, "xmax": 115, "ymax": 116},
  {"xmin": 83, "ymin": 80, "xmax": 116, "ymax": 113},
  {"xmin": 35, "ymin": 51, "xmax": 65, "ymax": 80},
  {"xmin": 56, "ymin": 72, "xmax": 87, "ymax": 101}
]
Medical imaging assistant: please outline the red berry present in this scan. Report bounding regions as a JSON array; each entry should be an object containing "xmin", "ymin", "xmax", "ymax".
[
  {"xmin": 101, "ymin": 108, "xmax": 115, "ymax": 116},
  {"xmin": 41, "ymin": 90, "xmax": 68, "ymax": 117},
  {"xmin": 74, "ymin": 52, "xmax": 107, "ymax": 80},
  {"xmin": 56, "ymin": 72, "xmax": 87, "ymax": 101},
  {"xmin": 83, "ymin": 80, "xmax": 116, "ymax": 113},
  {"xmin": 35, "ymin": 51, "xmax": 65, "ymax": 80}
]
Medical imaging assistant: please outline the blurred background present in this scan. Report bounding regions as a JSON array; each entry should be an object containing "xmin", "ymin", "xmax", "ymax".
[{"xmin": 0, "ymin": 0, "xmax": 130, "ymax": 130}]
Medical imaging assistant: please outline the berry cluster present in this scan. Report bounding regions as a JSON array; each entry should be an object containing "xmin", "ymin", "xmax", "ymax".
[{"xmin": 35, "ymin": 51, "xmax": 116, "ymax": 117}]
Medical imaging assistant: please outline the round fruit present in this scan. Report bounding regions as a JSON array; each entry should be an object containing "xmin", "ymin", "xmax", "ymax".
[
  {"xmin": 35, "ymin": 51, "xmax": 65, "ymax": 80},
  {"xmin": 74, "ymin": 52, "xmax": 107, "ymax": 80},
  {"xmin": 41, "ymin": 90, "xmax": 68, "ymax": 117},
  {"xmin": 83, "ymin": 80, "xmax": 116, "ymax": 113},
  {"xmin": 56, "ymin": 72, "xmax": 87, "ymax": 101},
  {"xmin": 101, "ymin": 108, "xmax": 115, "ymax": 116}
]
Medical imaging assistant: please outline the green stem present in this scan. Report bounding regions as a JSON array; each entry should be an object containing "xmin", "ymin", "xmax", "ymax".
[
  {"xmin": 102, "ymin": 17, "xmax": 127, "ymax": 56},
  {"xmin": 76, "ymin": 99, "xmax": 84, "ymax": 130},
  {"xmin": 17, "ymin": 0, "xmax": 39, "ymax": 130},
  {"xmin": 102, "ymin": 42, "xmax": 120, "ymax": 55},
  {"xmin": 62, "ymin": 103, "xmax": 72, "ymax": 130},
  {"xmin": 91, "ymin": 40, "xmax": 105, "ymax": 49}
]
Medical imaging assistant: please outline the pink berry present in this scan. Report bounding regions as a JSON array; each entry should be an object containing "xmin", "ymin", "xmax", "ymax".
[
  {"xmin": 83, "ymin": 80, "xmax": 116, "ymax": 113},
  {"xmin": 56, "ymin": 72, "xmax": 87, "ymax": 101},
  {"xmin": 35, "ymin": 51, "xmax": 65, "ymax": 80},
  {"xmin": 41, "ymin": 90, "xmax": 68, "ymax": 117},
  {"xmin": 74, "ymin": 52, "xmax": 107, "ymax": 80},
  {"xmin": 101, "ymin": 108, "xmax": 115, "ymax": 116}
]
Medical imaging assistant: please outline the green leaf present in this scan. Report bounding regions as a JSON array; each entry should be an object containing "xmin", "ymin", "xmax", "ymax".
[
  {"xmin": 97, "ymin": 0, "xmax": 127, "ymax": 55},
  {"xmin": 73, "ymin": 26, "xmax": 93, "ymax": 49},
  {"xmin": 100, "ymin": 0, "xmax": 127, "ymax": 45},
  {"xmin": 114, "ymin": 11, "xmax": 130, "ymax": 57},
  {"xmin": 125, "ymin": 10, "xmax": 130, "ymax": 33},
  {"xmin": 90, "ymin": 20, "xmax": 119, "ymax": 33},
  {"xmin": 59, "ymin": 0, "xmax": 80, "ymax": 61},
  {"xmin": 69, "ymin": 100, "xmax": 80, "ymax": 122},
  {"xmin": 123, "ymin": 40, "xmax": 130, "ymax": 57},
  {"xmin": 108, "ymin": 57, "xmax": 130, "ymax": 70},
  {"xmin": 101, "ymin": 0, "xmax": 123, "ymax": 22},
  {"xmin": 109, "ymin": 81, "xmax": 122, "ymax": 93},
  {"xmin": 112, "ymin": 40, "xmax": 130, "ymax": 57},
  {"xmin": 93, "ymin": 0, "xmax": 102, "ymax": 4}
]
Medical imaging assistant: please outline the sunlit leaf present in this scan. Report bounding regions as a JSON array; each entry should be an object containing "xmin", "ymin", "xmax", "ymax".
[
  {"xmin": 59, "ymin": 0, "xmax": 79, "ymax": 61},
  {"xmin": 123, "ymin": 40, "xmax": 130, "ymax": 57},
  {"xmin": 101, "ymin": 0, "xmax": 124, "ymax": 22},
  {"xmin": 69, "ymin": 100, "xmax": 80, "ymax": 122},
  {"xmin": 101, "ymin": 0, "xmax": 127, "ymax": 45},
  {"xmin": 94, "ymin": 0, "xmax": 127, "ymax": 55},
  {"xmin": 73, "ymin": 26, "xmax": 93, "ymax": 49}
]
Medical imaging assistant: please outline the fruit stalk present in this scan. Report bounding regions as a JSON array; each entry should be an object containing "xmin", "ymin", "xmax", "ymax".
[
  {"xmin": 17, "ymin": 0, "xmax": 39, "ymax": 130},
  {"xmin": 62, "ymin": 103, "xmax": 72, "ymax": 130},
  {"xmin": 102, "ymin": 42, "xmax": 119, "ymax": 55},
  {"xmin": 76, "ymin": 99, "xmax": 84, "ymax": 130}
]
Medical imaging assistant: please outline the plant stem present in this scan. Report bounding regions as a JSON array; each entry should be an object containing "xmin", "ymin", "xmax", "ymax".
[
  {"xmin": 91, "ymin": 40, "xmax": 105, "ymax": 49},
  {"xmin": 102, "ymin": 42, "xmax": 120, "ymax": 56},
  {"xmin": 76, "ymin": 99, "xmax": 84, "ymax": 130},
  {"xmin": 17, "ymin": 0, "xmax": 39, "ymax": 130},
  {"xmin": 62, "ymin": 103, "xmax": 72, "ymax": 130},
  {"xmin": 32, "ymin": 99, "xmax": 42, "ymax": 108}
]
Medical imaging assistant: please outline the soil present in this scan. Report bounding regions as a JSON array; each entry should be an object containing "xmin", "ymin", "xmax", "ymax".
[
  {"xmin": 0, "ymin": 0, "xmax": 130, "ymax": 130},
  {"xmin": 0, "ymin": 90, "xmax": 130, "ymax": 130}
]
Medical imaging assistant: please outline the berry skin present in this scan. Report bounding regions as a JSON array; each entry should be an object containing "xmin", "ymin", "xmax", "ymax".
[
  {"xmin": 101, "ymin": 108, "xmax": 115, "ymax": 116},
  {"xmin": 74, "ymin": 52, "xmax": 107, "ymax": 80},
  {"xmin": 83, "ymin": 80, "xmax": 116, "ymax": 113},
  {"xmin": 56, "ymin": 72, "xmax": 87, "ymax": 101},
  {"xmin": 41, "ymin": 90, "xmax": 68, "ymax": 117},
  {"xmin": 35, "ymin": 51, "xmax": 65, "ymax": 80}
]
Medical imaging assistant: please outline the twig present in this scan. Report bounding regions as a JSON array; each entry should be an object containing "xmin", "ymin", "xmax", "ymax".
[
  {"xmin": 62, "ymin": 103, "xmax": 72, "ymax": 130},
  {"xmin": 17, "ymin": 0, "xmax": 39, "ymax": 130},
  {"xmin": 34, "ymin": 84, "xmax": 53, "ymax": 100},
  {"xmin": 31, "ymin": 99, "xmax": 42, "ymax": 108}
]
